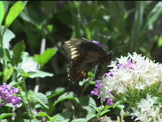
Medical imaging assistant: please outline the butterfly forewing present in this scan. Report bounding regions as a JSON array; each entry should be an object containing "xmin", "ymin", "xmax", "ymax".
[{"xmin": 63, "ymin": 38, "xmax": 113, "ymax": 83}]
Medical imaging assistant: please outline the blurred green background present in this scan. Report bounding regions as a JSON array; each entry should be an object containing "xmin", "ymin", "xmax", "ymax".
[
  {"xmin": 10, "ymin": 1, "xmax": 162, "ymax": 61},
  {"xmin": 10, "ymin": 1, "xmax": 162, "ymax": 83}
]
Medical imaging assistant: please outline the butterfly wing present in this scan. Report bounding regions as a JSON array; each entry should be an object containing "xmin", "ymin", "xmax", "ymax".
[
  {"xmin": 95, "ymin": 63, "xmax": 103, "ymax": 80},
  {"xmin": 68, "ymin": 51, "xmax": 101, "ymax": 82},
  {"xmin": 63, "ymin": 38, "xmax": 112, "ymax": 82}
]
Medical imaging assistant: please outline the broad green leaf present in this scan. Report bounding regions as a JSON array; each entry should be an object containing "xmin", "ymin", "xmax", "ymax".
[
  {"xmin": 0, "ymin": 26, "xmax": 15, "ymax": 49},
  {"xmin": 5, "ymin": 1, "xmax": 25, "ymax": 27},
  {"xmin": 0, "ymin": 1, "xmax": 5, "ymax": 26},
  {"xmin": 54, "ymin": 111, "xmax": 71, "ymax": 122},
  {"xmin": 28, "ymin": 70, "xmax": 53, "ymax": 78},
  {"xmin": 78, "ymin": 96, "xmax": 96, "ymax": 113},
  {"xmin": 0, "ymin": 48, "xmax": 11, "ymax": 64},
  {"xmin": 86, "ymin": 113, "xmax": 96, "ymax": 121},
  {"xmin": 35, "ymin": 112, "xmax": 48, "ymax": 117},
  {"xmin": 0, "ymin": 113, "xmax": 15, "ymax": 119},
  {"xmin": 12, "ymin": 41, "xmax": 25, "ymax": 65},
  {"xmin": 46, "ymin": 87, "xmax": 65, "ymax": 99},
  {"xmin": 34, "ymin": 112, "xmax": 52, "ymax": 121},
  {"xmin": 51, "ymin": 114, "xmax": 60, "ymax": 122},
  {"xmin": 2, "ymin": 1, "xmax": 9, "ymax": 15},
  {"xmin": 53, "ymin": 92, "xmax": 75, "ymax": 106},
  {"xmin": 100, "ymin": 109, "xmax": 111, "ymax": 116},
  {"xmin": 14, "ymin": 67, "xmax": 33, "ymax": 78},
  {"xmin": 34, "ymin": 48, "xmax": 57, "ymax": 67},
  {"xmin": 71, "ymin": 118, "xmax": 87, "ymax": 122},
  {"xmin": 31, "ymin": 92, "xmax": 49, "ymax": 109},
  {"xmin": 20, "ymin": 52, "xmax": 38, "ymax": 73},
  {"xmin": 3, "ymin": 66, "xmax": 14, "ymax": 82},
  {"xmin": 93, "ymin": 105, "xmax": 105, "ymax": 113},
  {"xmin": 18, "ymin": 52, "xmax": 53, "ymax": 78}
]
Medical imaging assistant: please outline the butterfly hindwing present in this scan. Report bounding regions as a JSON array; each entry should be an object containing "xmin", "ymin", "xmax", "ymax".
[
  {"xmin": 68, "ymin": 51, "xmax": 101, "ymax": 82},
  {"xmin": 63, "ymin": 38, "xmax": 113, "ymax": 82}
]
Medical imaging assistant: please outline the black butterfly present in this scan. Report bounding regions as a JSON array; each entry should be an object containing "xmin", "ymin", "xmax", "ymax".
[{"xmin": 63, "ymin": 38, "xmax": 113, "ymax": 83}]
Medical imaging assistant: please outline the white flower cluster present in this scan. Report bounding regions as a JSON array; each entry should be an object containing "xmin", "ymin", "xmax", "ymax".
[
  {"xmin": 131, "ymin": 94, "xmax": 162, "ymax": 122},
  {"xmin": 97, "ymin": 52, "xmax": 162, "ymax": 101}
]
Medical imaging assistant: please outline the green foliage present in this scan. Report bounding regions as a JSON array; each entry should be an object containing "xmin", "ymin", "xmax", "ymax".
[
  {"xmin": 3, "ymin": 66, "xmax": 13, "ymax": 82},
  {"xmin": 5, "ymin": 1, "xmax": 25, "ymax": 27},
  {"xmin": 34, "ymin": 48, "xmax": 57, "ymax": 67},
  {"xmin": 1, "ymin": 1, "xmax": 162, "ymax": 122},
  {"xmin": 1, "ymin": 26, "xmax": 15, "ymax": 49},
  {"xmin": 0, "ymin": 1, "xmax": 5, "ymax": 26},
  {"xmin": 12, "ymin": 41, "xmax": 25, "ymax": 65}
]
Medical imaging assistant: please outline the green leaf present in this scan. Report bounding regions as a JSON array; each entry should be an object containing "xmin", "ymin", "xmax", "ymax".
[
  {"xmin": 5, "ymin": 1, "xmax": 25, "ymax": 27},
  {"xmin": 93, "ymin": 105, "xmax": 104, "ymax": 113},
  {"xmin": 1, "ymin": 26, "xmax": 15, "ymax": 49},
  {"xmin": 34, "ymin": 48, "xmax": 57, "ymax": 67},
  {"xmin": 53, "ymin": 92, "xmax": 75, "ymax": 106},
  {"xmin": 158, "ymin": 36, "xmax": 162, "ymax": 47},
  {"xmin": 0, "ymin": 48, "xmax": 11, "ymax": 65},
  {"xmin": 0, "ymin": 72, "xmax": 2, "ymax": 76},
  {"xmin": 146, "ymin": 2, "xmax": 162, "ymax": 30},
  {"xmin": 46, "ymin": 87, "xmax": 65, "ymax": 99},
  {"xmin": 0, "ymin": 113, "xmax": 15, "ymax": 119},
  {"xmin": 3, "ymin": 66, "xmax": 14, "ymax": 82},
  {"xmin": 71, "ymin": 118, "xmax": 87, "ymax": 122},
  {"xmin": 51, "ymin": 114, "xmax": 60, "ymax": 122},
  {"xmin": 0, "ymin": 1, "xmax": 5, "ymax": 26},
  {"xmin": 100, "ymin": 109, "xmax": 111, "ymax": 116},
  {"xmin": 54, "ymin": 111, "xmax": 71, "ymax": 122},
  {"xmin": 12, "ymin": 41, "xmax": 25, "ymax": 65},
  {"xmin": 28, "ymin": 70, "xmax": 53, "ymax": 78},
  {"xmin": 34, "ymin": 112, "xmax": 52, "ymax": 121},
  {"xmin": 17, "ymin": 52, "xmax": 53, "ymax": 78},
  {"xmin": 31, "ymin": 92, "xmax": 49, "ymax": 109},
  {"xmin": 34, "ymin": 112, "xmax": 48, "ymax": 117},
  {"xmin": 86, "ymin": 113, "xmax": 96, "ymax": 121},
  {"xmin": 20, "ymin": 52, "xmax": 38, "ymax": 73},
  {"xmin": 47, "ymin": 24, "xmax": 54, "ymax": 32},
  {"xmin": 78, "ymin": 96, "xmax": 96, "ymax": 113},
  {"xmin": 14, "ymin": 67, "xmax": 33, "ymax": 78}
]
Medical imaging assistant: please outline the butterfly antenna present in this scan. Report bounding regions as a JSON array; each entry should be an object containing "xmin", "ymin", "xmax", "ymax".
[{"xmin": 112, "ymin": 45, "xmax": 128, "ymax": 51}]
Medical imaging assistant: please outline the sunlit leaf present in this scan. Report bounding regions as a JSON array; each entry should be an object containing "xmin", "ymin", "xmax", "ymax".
[
  {"xmin": 86, "ymin": 113, "xmax": 96, "ymax": 121},
  {"xmin": 28, "ymin": 70, "xmax": 53, "ymax": 78},
  {"xmin": 34, "ymin": 112, "xmax": 52, "ymax": 121},
  {"xmin": 46, "ymin": 87, "xmax": 65, "ymax": 99},
  {"xmin": 31, "ymin": 92, "xmax": 49, "ymax": 109},
  {"xmin": 20, "ymin": 52, "xmax": 38, "ymax": 73},
  {"xmin": 71, "ymin": 118, "xmax": 87, "ymax": 122},
  {"xmin": 54, "ymin": 111, "xmax": 71, "ymax": 122},
  {"xmin": 0, "ymin": 1, "xmax": 5, "ymax": 26},
  {"xmin": 34, "ymin": 48, "xmax": 57, "ymax": 67},
  {"xmin": 78, "ymin": 97, "xmax": 96, "ymax": 113},
  {"xmin": 0, "ymin": 26, "xmax": 15, "ymax": 49},
  {"xmin": 53, "ymin": 92, "xmax": 76, "ymax": 106},
  {"xmin": 5, "ymin": 1, "xmax": 25, "ymax": 27},
  {"xmin": 0, "ymin": 113, "xmax": 15, "ymax": 119},
  {"xmin": 3, "ymin": 66, "xmax": 14, "ymax": 82}
]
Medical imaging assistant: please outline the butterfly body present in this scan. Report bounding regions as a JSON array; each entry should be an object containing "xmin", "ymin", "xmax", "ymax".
[{"xmin": 63, "ymin": 38, "xmax": 113, "ymax": 83}]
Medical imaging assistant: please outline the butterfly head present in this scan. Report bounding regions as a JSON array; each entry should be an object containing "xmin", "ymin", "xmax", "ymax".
[{"xmin": 101, "ymin": 51, "xmax": 114, "ymax": 66}]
